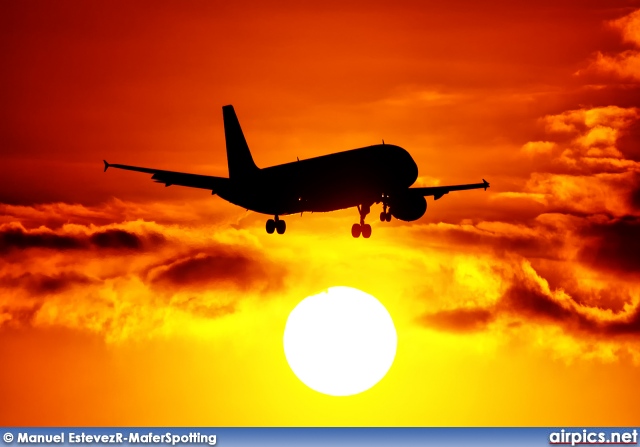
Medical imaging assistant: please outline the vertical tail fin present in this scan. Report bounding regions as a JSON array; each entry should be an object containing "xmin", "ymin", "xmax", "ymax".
[{"xmin": 222, "ymin": 105, "xmax": 259, "ymax": 179}]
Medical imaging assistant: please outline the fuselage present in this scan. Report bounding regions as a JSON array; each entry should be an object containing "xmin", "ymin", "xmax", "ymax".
[{"xmin": 216, "ymin": 144, "xmax": 418, "ymax": 216}]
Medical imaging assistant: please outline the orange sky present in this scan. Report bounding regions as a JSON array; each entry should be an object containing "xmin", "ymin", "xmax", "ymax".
[{"xmin": 1, "ymin": 0, "xmax": 640, "ymax": 426}]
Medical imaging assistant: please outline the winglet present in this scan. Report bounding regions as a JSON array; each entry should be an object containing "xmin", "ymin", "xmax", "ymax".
[
  {"xmin": 483, "ymin": 178, "xmax": 490, "ymax": 190},
  {"xmin": 103, "ymin": 160, "xmax": 110, "ymax": 172}
]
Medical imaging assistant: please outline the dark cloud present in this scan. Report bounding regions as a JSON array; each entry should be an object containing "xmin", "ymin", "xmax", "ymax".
[
  {"xmin": 148, "ymin": 249, "xmax": 287, "ymax": 293},
  {"xmin": 617, "ymin": 118, "xmax": 640, "ymax": 162},
  {"xmin": 632, "ymin": 186, "xmax": 640, "ymax": 211},
  {"xmin": 629, "ymin": 172, "xmax": 640, "ymax": 211},
  {"xmin": 0, "ymin": 225, "xmax": 85, "ymax": 252},
  {"xmin": 0, "ymin": 272, "xmax": 99, "ymax": 295},
  {"xmin": 0, "ymin": 224, "xmax": 165, "ymax": 253},
  {"xmin": 420, "ymin": 307, "xmax": 494, "ymax": 332},
  {"xmin": 601, "ymin": 309, "xmax": 640, "ymax": 336},
  {"xmin": 499, "ymin": 283, "xmax": 576, "ymax": 323},
  {"xmin": 90, "ymin": 229, "xmax": 142, "ymax": 250},
  {"xmin": 578, "ymin": 215, "xmax": 640, "ymax": 274}
]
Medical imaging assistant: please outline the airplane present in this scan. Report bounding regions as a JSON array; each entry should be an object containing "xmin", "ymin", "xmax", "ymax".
[{"xmin": 104, "ymin": 105, "xmax": 489, "ymax": 238}]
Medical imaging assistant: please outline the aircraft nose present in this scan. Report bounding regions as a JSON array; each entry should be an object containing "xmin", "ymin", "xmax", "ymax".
[
  {"xmin": 400, "ymin": 148, "xmax": 418, "ymax": 186},
  {"xmin": 383, "ymin": 145, "xmax": 418, "ymax": 188}
]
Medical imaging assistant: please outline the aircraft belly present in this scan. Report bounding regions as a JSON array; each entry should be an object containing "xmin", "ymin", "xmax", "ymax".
[
  {"xmin": 217, "ymin": 176, "xmax": 379, "ymax": 216},
  {"xmin": 217, "ymin": 183, "xmax": 300, "ymax": 215}
]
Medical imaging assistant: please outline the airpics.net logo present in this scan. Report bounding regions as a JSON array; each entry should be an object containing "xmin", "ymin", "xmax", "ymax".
[{"xmin": 549, "ymin": 429, "xmax": 638, "ymax": 446}]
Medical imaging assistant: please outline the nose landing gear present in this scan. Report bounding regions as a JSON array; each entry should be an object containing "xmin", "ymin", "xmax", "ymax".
[{"xmin": 379, "ymin": 199, "xmax": 392, "ymax": 222}]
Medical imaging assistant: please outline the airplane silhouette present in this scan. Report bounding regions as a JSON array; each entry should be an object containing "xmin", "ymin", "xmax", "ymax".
[{"xmin": 104, "ymin": 105, "xmax": 489, "ymax": 238}]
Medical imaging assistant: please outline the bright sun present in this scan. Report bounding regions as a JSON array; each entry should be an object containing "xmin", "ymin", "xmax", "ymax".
[{"xmin": 283, "ymin": 286, "xmax": 397, "ymax": 396}]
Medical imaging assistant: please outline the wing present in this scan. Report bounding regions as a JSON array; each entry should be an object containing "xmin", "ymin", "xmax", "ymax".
[
  {"xmin": 103, "ymin": 160, "xmax": 228, "ymax": 192},
  {"xmin": 410, "ymin": 179, "xmax": 490, "ymax": 200}
]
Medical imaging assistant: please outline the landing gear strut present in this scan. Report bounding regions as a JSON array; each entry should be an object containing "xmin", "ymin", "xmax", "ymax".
[
  {"xmin": 352, "ymin": 204, "xmax": 372, "ymax": 238},
  {"xmin": 266, "ymin": 216, "xmax": 286, "ymax": 235},
  {"xmin": 379, "ymin": 198, "xmax": 392, "ymax": 222}
]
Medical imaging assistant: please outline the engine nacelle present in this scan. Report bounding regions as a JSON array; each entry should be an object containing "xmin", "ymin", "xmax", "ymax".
[{"xmin": 389, "ymin": 191, "xmax": 427, "ymax": 221}]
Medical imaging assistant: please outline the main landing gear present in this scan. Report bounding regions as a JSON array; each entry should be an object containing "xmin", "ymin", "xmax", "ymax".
[
  {"xmin": 266, "ymin": 216, "xmax": 286, "ymax": 235},
  {"xmin": 352, "ymin": 199, "xmax": 393, "ymax": 238},
  {"xmin": 352, "ymin": 204, "xmax": 372, "ymax": 238}
]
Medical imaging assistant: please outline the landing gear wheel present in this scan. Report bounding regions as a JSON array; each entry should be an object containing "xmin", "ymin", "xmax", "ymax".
[
  {"xmin": 385, "ymin": 212, "xmax": 392, "ymax": 222},
  {"xmin": 380, "ymin": 211, "xmax": 386, "ymax": 222},
  {"xmin": 361, "ymin": 223, "xmax": 372, "ymax": 238},
  {"xmin": 276, "ymin": 219, "xmax": 286, "ymax": 234},
  {"xmin": 266, "ymin": 219, "xmax": 276, "ymax": 234},
  {"xmin": 351, "ymin": 223, "xmax": 361, "ymax": 238}
]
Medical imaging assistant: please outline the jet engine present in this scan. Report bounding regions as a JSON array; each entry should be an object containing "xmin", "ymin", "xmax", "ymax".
[{"xmin": 389, "ymin": 191, "xmax": 427, "ymax": 221}]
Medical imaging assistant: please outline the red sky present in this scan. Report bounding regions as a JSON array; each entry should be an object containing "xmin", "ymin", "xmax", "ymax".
[{"xmin": 1, "ymin": 0, "xmax": 640, "ymax": 426}]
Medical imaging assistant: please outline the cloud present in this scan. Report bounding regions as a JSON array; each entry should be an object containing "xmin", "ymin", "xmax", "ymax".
[
  {"xmin": 511, "ymin": 105, "xmax": 640, "ymax": 216},
  {"xmin": 498, "ymin": 263, "xmax": 640, "ymax": 337},
  {"xmin": 578, "ymin": 9, "xmax": 640, "ymax": 82},
  {"xmin": 0, "ymin": 222, "xmax": 166, "ymax": 253},
  {"xmin": 522, "ymin": 171, "xmax": 639, "ymax": 216},
  {"xmin": 414, "ymin": 202, "xmax": 640, "ymax": 286},
  {"xmin": 610, "ymin": 8, "xmax": 640, "ymax": 47},
  {"xmin": 0, "ymin": 224, "xmax": 85, "ymax": 252},
  {"xmin": 577, "ymin": 215, "xmax": 640, "ymax": 274},
  {"xmin": 420, "ymin": 307, "xmax": 494, "ymax": 332},
  {"xmin": 0, "ymin": 272, "xmax": 99, "ymax": 296},
  {"xmin": 585, "ymin": 51, "xmax": 640, "ymax": 82},
  {"xmin": 411, "ymin": 219, "xmax": 564, "ymax": 262},
  {"xmin": 0, "ymin": 198, "xmax": 232, "ymax": 230},
  {"xmin": 420, "ymin": 259, "xmax": 640, "ymax": 338},
  {"xmin": 534, "ymin": 107, "xmax": 640, "ymax": 177},
  {"xmin": 521, "ymin": 141, "xmax": 555, "ymax": 156},
  {"xmin": 0, "ymin": 272, "xmax": 100, "ymax": 328},
  {"xmin": 0, "ymin": 210, "xmax": 290, "ymax": 342},
  {"xmin": 542, "ymin": 106, "xmax": 639, "ymax": 138},
  {"xmin": 90, "ymin": 229, "xmax": 145, "ymax": 250},
  {"xmin": 147, "ymin": 249, "xmax": 287, "ymax": 293},
  {"xmin": 0, "ymin": 202, "xmax": 126, "ymax": 229}
]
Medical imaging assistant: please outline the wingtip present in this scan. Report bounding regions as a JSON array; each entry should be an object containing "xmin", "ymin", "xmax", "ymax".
[{"xmin": 103, "ymin": 160, "xmax": 109, "ymax": 172}]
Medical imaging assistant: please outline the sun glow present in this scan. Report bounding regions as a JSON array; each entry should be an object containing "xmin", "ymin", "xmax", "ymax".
[{"xmin": 283, "ymin": 286, "xmax": 397, "ymax": 396}]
